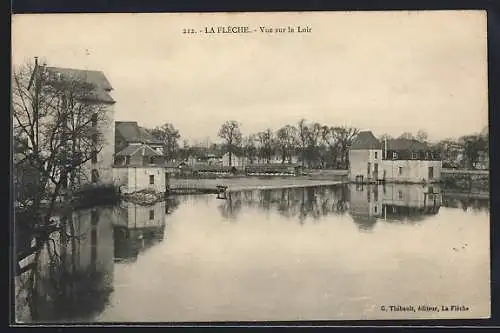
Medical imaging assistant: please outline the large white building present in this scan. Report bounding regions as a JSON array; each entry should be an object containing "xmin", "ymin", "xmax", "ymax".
[{"xmin": 348, "ymin": 131, "xmax": 442, "ymax": 184}]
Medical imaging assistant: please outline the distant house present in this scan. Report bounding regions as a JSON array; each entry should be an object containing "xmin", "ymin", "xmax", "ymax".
[
  {"xmin": 115, "ymin": 121, "xmax": 164, "ymax": 156},
  {"xmin": 165, "ymin": 161, "xmax": 189, "ymax": 176},
  {"xmin": 245, "ymin": 163, "xmax": 300, "ymax": 176},
  {"xmin": 192, "ymin": 164, "xmax": 237, "ymax": 176},
  {"xmin": 222, "ymin": 152, "xmax": 248, "ymax": 169},
  {"xmin": 112, "ymin": 143, "xmax": 167, "ymax": 194},
  {"xmin": 114, "ymin": 143, "xmax": 164, "ymax": 167},
  {"xmin": 348, "ymin": 131, "xmax": 442, "ymax": 183}
]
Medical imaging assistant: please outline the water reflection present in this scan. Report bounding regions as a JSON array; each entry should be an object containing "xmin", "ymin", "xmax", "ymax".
[
  {"xmin": 349, "ymin": 184, "xmax": 442, "ymax": 231},
  {"xmin": 218, "ymin": 186, "xmax": 349, "ymax": 223},
  {"xmin": 15, "ymin": 198, "xmax": 180, "ymax": 323},
  {"xmin": 218, "ymin": 184, "xmax": 449, "ymax": 231},
  {"xmin": 16, "ymin": 206, "xmax": 115, "ymax": 322},
  {"xmin": 113, "ymin": 201, "xmax": 167, "ymax": 263},
  {"xmin": 441, "ymin": 194, "xmax": 489, "ymax": 212}
]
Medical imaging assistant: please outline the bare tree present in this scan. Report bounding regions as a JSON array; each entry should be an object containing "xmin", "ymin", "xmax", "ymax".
[
  {"xmin": 242, "ymin": 134, "xmax": 258, "ymax": 164},
  {"xmin": 333, "ymin": 126, "xmax": 360, "ymax": 169},
  {"xmin": 416, "ymin": 130, "xmax": 429, "ymax": 143},
  {"xmin": 379, "ymin": 133, "xmax": 393, "ymax": 141},
  {"xmin": 218, "ymin": 120, "xmax": 242, "ymax": 166},
  {"xmin": 257, "ymin": 128, "xmax": 274, "ymax": 164},
  {"xmin": 296, "ymin": 119, "xmax": 309, "ymax": 167},
  {"xmin": 398, "ymin": 132, "xmax": 415, "ymax": 140},
  {"xmin": 321, "ymin": 126, "xmax": 341, "ymax": 168},
  {"xmin": 306, "ymin": 122, "xmax": 322, "ymax": 168},
  {"xmin": 13, "ymin": 58, "xmax": 112, "ymax": 259},
  {"xmin": 149, "ymin": 123, "xmax": 181, "ymax": 161},
  {"xmin": 275, "ymin": 125, "xmax": 298, "ymax": 163}
]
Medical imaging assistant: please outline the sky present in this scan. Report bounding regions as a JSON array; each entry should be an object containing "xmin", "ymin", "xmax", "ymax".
[{"xmin": 12, "ymin": 11, "xmax": 488, "ymax": 144}]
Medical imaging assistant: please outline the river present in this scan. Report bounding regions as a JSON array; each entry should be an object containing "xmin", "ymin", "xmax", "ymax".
[{"xmin": 14, "ymin": 183, "xmax": 490, "ymax": 323}]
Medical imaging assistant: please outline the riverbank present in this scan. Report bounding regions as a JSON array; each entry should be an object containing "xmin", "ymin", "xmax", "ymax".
[{"xmin": 169, "ymin": 176, "xmax": 348, "ymax": 193}]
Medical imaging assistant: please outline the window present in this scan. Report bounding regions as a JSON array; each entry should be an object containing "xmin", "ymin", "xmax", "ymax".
[
  {"xmin": 149, "ymin": 156, "xmax": 155, "ymax": 164},
  {"xmin": 398, "ymin": 166, "xmax": 403, "ymax": 175},
  {"xmin": 149, "ymin": 175, "xmax": 154, "ymax": 185},
  {"xmin": 374, "ymin": 151, "xmax": 378, "ymax": 159},
  {"xmin": 125, "ymin": 156, "xmax": 131, "ymax": 165},
  {"xmin": 374, "ymin": 206, "xmax": 378, "ymax": 213},
  {"xmin": 149, "ymin": 209, "xmax": 155, "ymax": 220},
  {"xmin": 392, "ymin": 152, "xmax": 398, "ymax": 159},
  {"xmin": 398, "ymin": 190, "xmax": 403, "ymax": 200},
  {"xmin": 91, "ymin": 169, "xmax": 99, "ymax": 183},
  {"xmin": 91, "ymin": 151, "xmax": 98, "ymax": 164},
  {"xmin": 412, "ymin": 153, "xmax": 417, "ymax": 159}
]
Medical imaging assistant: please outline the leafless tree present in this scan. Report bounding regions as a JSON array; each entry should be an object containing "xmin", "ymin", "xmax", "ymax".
[
  {"xmin": 321, "ymin": 126, "xmax": 341, "ymax": 168},
  {"xmin": 332, "ymin": 126, "xmax": 359, "ymax": 168},
  {"xmin": 275, "ymin": 125, "xmax": 298, "ymax": 163},
  {"xmin": 398, "ymin": 132, "xmax": 415, "ymax": 140},
  {"xmin": 148, "ymin": 123, "xmax": 181, "ymax": 161},
  {"xmin": 416, "ymin": 129, "xmax": 429, "ymax": 143},
  {"xmin": 217, "ymin": 120, "xmax": 242, "ymax": 166},
  {"xmin": 306, "ymin": 122, "xmax": 323, "ymax": 168},
  {"xmin": 379, "ymin": 133, "xmax": 393, "ymax": 141},
  {"xmin": 257, "ymin": 128, "xmax": 275, "ymax": 164},
  {"xmin": 13, "ymin": 58, "xmax": 112, "ymax": 264},
  {"xmin": 296, "ymin": 118, "xmax": 310, "ymax": 167},
  {"xmin": 242, "ymin": 134, "xmax": 258, "ymax": 164}
]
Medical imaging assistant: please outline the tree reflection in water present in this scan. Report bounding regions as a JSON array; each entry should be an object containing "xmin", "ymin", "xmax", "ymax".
[
  {"xmin": 216, "ymin": 183, "xmax": 489, "ymax": 232},
  {"xmin": 16, "ymin": 207, "xmax": 114, "ymax": 323},
  {"xmin": 217, "ymin": 185, "xmax": 350, "ymax": 223},
  {"xmin": 442, "ymin": 196, "xmax": 489, "ymax": 212}
]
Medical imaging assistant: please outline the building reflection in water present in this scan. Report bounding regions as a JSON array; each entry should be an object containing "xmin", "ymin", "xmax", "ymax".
[
  {"xmin": 16, "ymin": 198, "xmax": 180, "ymax": 323},
  {"xmin": 217, "ymin": 184, "xmax": 445, "ymax": 231},
  {"xmin": 16, "ymin": 206, "xmax": 115, "ymax": 323},
  {"xmin": 348, "ymin": 183, "xmax": 443, "ymax": 231},
  {"xmin": 112, "ymin": 200, "xmax": 170, "ymax": 263},
  {"xmin": 218, "ymin": 185, "xmax": 350, "ymax": 223}
]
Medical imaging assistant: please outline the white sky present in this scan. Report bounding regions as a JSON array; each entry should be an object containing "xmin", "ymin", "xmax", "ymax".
[{"xmin": 12, "ymin": 11, "xmax": 488, "ymax": 144}]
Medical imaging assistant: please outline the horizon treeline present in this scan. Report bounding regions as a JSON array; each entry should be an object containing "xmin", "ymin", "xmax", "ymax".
[{"xmin": 145, "ymin": 119, "xmax": 489, "ymax": 169}]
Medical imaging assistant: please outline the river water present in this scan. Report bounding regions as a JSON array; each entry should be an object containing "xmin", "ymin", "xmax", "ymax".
[{"xmin": 15, "ymin": 183, "xmax": 490, "ymax": 323}]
